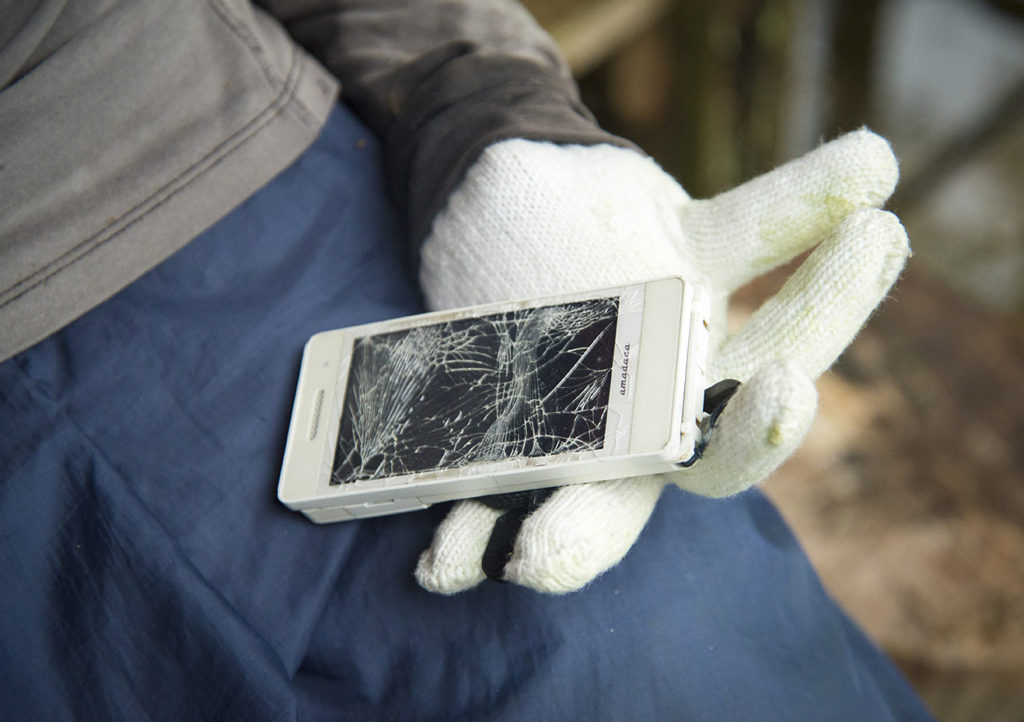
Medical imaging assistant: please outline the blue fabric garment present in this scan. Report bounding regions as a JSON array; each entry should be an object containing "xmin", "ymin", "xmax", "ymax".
[{"xmin": 0, "ymin": 105, "xmax": 933, "ymax": 721}]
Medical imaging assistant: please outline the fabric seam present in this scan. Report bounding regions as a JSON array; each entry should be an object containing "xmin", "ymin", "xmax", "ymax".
[
  {"xmin": 0, "ymin": 45, "xmax": 309, "ymax": 311},
  {"xmin": 205, "ymin": 0, "xmax": 322, "ymax": 128},
  {"xmin": 206, "ymin": 0, "xmax": 282, "ymax": 92}
]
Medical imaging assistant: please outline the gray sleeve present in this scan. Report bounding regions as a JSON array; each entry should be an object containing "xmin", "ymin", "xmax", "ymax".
[{"xmin": 256, "ymin": 0, "xmax": 633, "ymax": 243}]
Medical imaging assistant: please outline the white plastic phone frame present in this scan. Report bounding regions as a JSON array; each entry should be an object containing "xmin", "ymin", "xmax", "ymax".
[{"xmin": 277, "ymin": 277, "xmax": 710, "ymax": 522}]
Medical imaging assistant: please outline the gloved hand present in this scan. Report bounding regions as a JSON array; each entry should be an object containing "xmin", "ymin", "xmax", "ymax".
[{"xmin": 414, "ymin": 130, "xmax": 909, "ymax": 594}]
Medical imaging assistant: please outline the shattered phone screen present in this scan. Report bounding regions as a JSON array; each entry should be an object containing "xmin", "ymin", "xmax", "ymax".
[{"xmin": 330, "ymin": 297, "xmax": 621, "ymax": 485}]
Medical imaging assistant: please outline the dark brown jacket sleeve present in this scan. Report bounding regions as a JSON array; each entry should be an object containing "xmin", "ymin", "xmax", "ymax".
[{"xmin": 257, "ymin": 0, "xmax": 632, "ymax": 243}]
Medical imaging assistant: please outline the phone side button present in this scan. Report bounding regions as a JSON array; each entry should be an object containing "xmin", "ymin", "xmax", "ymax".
[
  {"xmin": 347, "ymin": 497, "xmax": 431, "ymax": 518},
  {"xmin": 308, "ymin": 388, "xmax": 326, "ymax": 440},
  {"xmin": 304, "ymin": 506, "xmax": 357, "ymax": 523}
]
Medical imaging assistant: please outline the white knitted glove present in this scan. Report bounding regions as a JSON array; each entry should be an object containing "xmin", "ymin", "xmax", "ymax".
[{"xmin": 415, "ymin": 130, "xmax": 909, "ymax": 594}]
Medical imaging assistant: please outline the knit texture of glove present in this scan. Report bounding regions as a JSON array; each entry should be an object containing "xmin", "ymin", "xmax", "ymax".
[{"xmin": 415, "ymin": 130, "xmax": 909, "ymax": 594}]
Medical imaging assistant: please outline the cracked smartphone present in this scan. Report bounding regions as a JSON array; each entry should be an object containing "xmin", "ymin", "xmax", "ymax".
[{"xmin": 277, "ymin": 276, "xmax": 710, "ymax": 522}]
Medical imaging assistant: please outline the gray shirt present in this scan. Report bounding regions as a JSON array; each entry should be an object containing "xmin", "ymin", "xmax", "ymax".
[{"xmin": 0, "ymin": 0, "xmax": 625, "ymax": 360}]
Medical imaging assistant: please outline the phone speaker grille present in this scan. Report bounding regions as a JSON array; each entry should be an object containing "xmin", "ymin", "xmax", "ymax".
[{"xmin": 308, "ymin": 389, "xmax": 325, "ymax": 440}]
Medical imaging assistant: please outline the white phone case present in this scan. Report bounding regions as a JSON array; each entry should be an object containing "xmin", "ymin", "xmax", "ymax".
[{"xmin": 278, "ymin": 277, "xmax": 710, "ymax": 522}]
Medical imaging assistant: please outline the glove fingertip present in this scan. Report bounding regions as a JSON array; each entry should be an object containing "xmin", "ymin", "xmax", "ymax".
[
  {"xmin": 414, "ymin": 549, "xmax": 485, "ymax": 595},
  {"xmin": 414, "ymin": 501, "xmax": 502, "ymax": 595},
  {"xmin": 842, "ymin": 208, "xmax": 911, "ymax": 289},
  {"xmin": 675, "ymin": 361, "xmax": 817, "ymax": 498},
  {"xmin": 503, "ymin": 478, "xmax": 664, "ymax": 593},
  {"xmin": 761, "ymin": 361, "xmax": 818, "ymax": 449},
  {"xmin": 836, "ymin": 128, "xmax": 900, "ymax": 208}
]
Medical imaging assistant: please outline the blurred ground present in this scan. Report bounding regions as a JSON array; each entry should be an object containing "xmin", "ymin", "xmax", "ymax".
[
  {"xmin": 760, "ymin": 4, "xmax": 1024, "ymax": 717},
  {"xmin": 738, "ymin": 259, "xmax": 1024, "ymax": 722},
  {"xmin": 527, "ymin": 0, "xmax": 1024, "ymax": 718}
]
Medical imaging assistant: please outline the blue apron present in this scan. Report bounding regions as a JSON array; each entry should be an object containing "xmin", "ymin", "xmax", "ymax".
[{"xmin": 0, "ymin": 105, "xmax": 932, "ymax": 721}]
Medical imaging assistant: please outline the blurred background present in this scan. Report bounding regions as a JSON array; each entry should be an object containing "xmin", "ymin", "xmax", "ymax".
[{"xmin": 522, "ymin": 0, "xmax": 1024, "ymax": 719}]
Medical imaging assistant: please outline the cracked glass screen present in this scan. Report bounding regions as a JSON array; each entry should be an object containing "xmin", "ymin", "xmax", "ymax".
[{"xmin": 331, "ymin": 297, "xmax": 620, "ymax": 485}]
